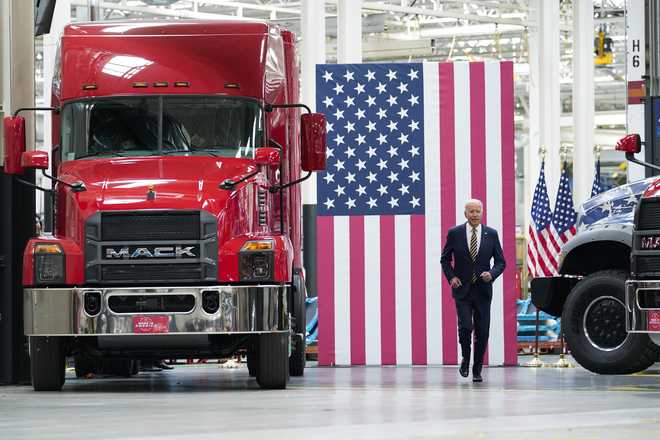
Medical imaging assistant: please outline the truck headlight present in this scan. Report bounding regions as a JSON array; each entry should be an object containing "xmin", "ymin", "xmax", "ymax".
[
  {"xmin": 33, "ymin": 243, "xmax": 65, "ymax": 285},
  {"xmin": 239, "ymin": 240, "xmax": 274, "ymax": 281}
]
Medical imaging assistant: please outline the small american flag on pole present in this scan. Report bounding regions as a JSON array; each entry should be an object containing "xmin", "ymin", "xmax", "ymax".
[
  {"xmin": 315, "ymin": 62, "xmax": 517, "ymax": 366},
  {"xmin": 590, "ymin": 158, "xmax": 603, "ymax": 197},
  {"xmin": 549, "ymin": 164, "xmax": 578, "ymax": 255},
  {"xmin": 527, "ymin": 161, "xmax": 557, "ymax": 278}
]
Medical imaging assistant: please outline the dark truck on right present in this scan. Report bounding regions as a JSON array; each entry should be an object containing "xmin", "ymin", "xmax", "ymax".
[{"xmin": 532, "ymin": 134, "xmax": 660, "ymax": 374}]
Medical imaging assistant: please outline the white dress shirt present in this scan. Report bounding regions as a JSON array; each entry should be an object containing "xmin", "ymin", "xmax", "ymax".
[{"xmin": 466, "ymin": 223, "xmax": 482, "ymax": 255}]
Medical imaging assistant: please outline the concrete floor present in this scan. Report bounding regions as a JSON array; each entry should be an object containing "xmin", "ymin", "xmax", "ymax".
[{"xmin": 1, "ymin": 360, "xmax": 660, "ymax": 440}]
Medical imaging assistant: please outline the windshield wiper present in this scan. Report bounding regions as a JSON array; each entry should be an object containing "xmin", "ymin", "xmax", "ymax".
[{"xmin": 77, "ymin": 150, "xmax": 127, "ymax": 159}]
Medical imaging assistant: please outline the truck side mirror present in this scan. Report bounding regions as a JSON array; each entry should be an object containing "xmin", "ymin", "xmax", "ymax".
[
  {"xmin": 615, "ymin": 134, "xmax": 642, "ymax": 154},
  {"xmin": 301, "ymin": 113, "xmax": 327, "ymax": 171},
  {"xmin": 255, "ymin": 147, "xmax": 281, "ymax": 167},
  {"xmin": 3, "ymin": 116, "xmax": 27, "ymax": 174},
  {"xmin": 21, "ymin": 150, "xmax": 49, "ymax": 170}
]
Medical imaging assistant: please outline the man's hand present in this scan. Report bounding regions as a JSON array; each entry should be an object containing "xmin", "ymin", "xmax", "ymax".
[
  {"xmin": 480, "ymin": 272, "xmax": 493, "ymax": 282},
  {"xmin": 450, "ymin": 277, "xmax": 462, "ymax": 288}
]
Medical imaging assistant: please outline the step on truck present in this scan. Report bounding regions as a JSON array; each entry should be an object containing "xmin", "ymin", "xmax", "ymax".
[
  {"xmin": 531, "ymin": 134, "xmax": 660, "ymax": 374},
  {"xmin": 2, "ymin": 20, "xmax": 327, "ymax": 390}
]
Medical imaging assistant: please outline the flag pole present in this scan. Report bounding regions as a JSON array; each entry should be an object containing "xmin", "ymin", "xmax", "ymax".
[
  {"xmin": 524, "ymin": 144, "xmax": 546, "ymax": 368},
  {"xmin": 551, "ymin": 328, "xmax": 574, "ymax": 368},
  {"xmin": 523, "ymin": 307, "xmax": 544, "ymax": 367}
]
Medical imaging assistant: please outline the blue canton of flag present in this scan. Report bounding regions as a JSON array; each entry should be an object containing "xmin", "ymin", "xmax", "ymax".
[
  {"xmin": 316, "ymin": 64, "xmax": 425, "ymax": 216},
  {"xmin": 530, "ymin": 162, "xmax": 553, "ymax": 230},
  {"xmin": 590, "ymin": 159, "xmax": 603, "ymax": 197},
  {"xmin": 552, "ymin": 164, "xmax": 578, "ymax": 234}
]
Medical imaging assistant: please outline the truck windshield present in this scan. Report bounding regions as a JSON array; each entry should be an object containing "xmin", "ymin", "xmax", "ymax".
[{"xmin": 60, "ymin": 96, "xmax": 263, "ymax": 161}]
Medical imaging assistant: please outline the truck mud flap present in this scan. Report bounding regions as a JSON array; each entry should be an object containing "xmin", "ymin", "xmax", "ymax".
[{"xmin": 531, "ymin": 276, "xmax": 579, "ymax": 317}]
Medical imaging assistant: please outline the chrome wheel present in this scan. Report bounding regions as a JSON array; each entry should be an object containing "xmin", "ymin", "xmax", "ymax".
[{"xmin": 583, "ymin": 295, "xmax": 628, "ymax": 351}]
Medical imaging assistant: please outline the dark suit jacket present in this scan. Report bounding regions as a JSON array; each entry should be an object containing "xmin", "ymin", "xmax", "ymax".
[{"xmin": 440, "ymin": 223, "xmax": 506, "ymax": 300}]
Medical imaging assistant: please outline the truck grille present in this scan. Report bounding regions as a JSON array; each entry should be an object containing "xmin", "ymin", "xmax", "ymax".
[
  {"xmin": 635, "ymin": 256, "xmax": 660, "ymax": 274},
  {"xmin": 85, "ymin": 211, "xmax": 217, "ymax": 284},
  {"xmin": 637, "ymin": 199, "xmax": 660, "ymax": 230},
  {"xmin": 101, "ymin": 212, "xmax": 200, "ymax": 241},
  {"xmin": 101, "ymin": 264, "xmax": 203, "ymax": 282},
  {"xmin": 108, "ymin": 294, "xmax": 195, "ymax": 313}
]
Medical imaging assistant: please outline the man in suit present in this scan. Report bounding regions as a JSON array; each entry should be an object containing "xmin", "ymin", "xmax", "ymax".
[{"xmin": 441, "ymin": 199, "xmax": 506, "ymax": 382}]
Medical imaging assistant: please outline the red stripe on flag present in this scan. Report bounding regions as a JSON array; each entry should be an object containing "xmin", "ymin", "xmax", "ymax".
[
  {"xmin": 539, "ymin": 229, "xmax": 560, "ymax": 271},
  {"xmin": 439, "ymin": 62, "xmax": 458, "ymax": 365},
  {"xmin": 380, "ymin": 215, "xmax": 397, "ymax": 365},
  {"xmin": 500, "ymin": 61, "xmax": 518, "ymax": 365},
  {"xmin": 317, "ymin": 215, "xmax": 335, "ymax": 366},
  {"xmin": 470, "ymin": 62, "xmax": 488, "ymax": 366},
  {"xmin": 529, "ymin": 227, "xmax": 556, "ymax": 276},
  {"xmin": 410, "ymin": 214, "xmax": 427, "ymax": 365},
  {"xmin": 546, "ymin": 227, "xmax": 562, "ymax": 255},
  {"xmin": 527, "ymin": 247, "xmax": 537, "ymax": 278},
  {"xmin": 349, "ymin": 216, "xmax": 366, "ymax": 365}
]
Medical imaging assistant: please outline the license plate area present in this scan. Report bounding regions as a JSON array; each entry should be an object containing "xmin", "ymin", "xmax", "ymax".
[
  {"xmin": 648, "ymin": 311, "xmax": 660, "ymax": 332},
  {"xmin": 133, "ymin": 315, "xmax": 170, "ymax": 334}
]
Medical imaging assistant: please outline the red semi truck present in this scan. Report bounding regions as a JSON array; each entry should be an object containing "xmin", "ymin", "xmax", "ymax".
[{"xmin": 2, "ymin": 20, "xmax": 326, "ymax": 390}]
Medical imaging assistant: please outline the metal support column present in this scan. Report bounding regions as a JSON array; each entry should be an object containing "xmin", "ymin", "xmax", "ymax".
[
  {"xmin": 0, "ymin": 0, "xmax": 36, "ymax": 385},
  {"xmin": 527, "ymin": 0, "xmax": 561, "ymax": 206},
  {"xmin": 337, "ymin": 0, "xmax": 363, "ymax": 63},
  {"xmin": 572, "ymin": 0, "xmax": 595, "ymax": 204},
  {"xmin": 626, "ymin": 0, "xmax": 646, "ymax": 180},
  {"xmin": 301, "ymin": 0, "xmax": 326, "ymax": 297}
]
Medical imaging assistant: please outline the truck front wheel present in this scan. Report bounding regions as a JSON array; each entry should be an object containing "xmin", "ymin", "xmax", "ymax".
[
  {"xmin": 563, "ymin": 270, "xmax": 659, "ymax": 374},
  {"xmin": 30, "ymin": 336, "xmax": 66, "ymax": 391},
  {"xmin": 289, "ymin": 271, "xmax": 306, "ymax": 377},
  {"xmin": 256, "ymin": 333, "xmax": 288, "ymax": 389}
]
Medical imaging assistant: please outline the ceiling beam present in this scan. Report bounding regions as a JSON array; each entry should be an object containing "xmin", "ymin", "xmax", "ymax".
[
  {"xmin": 353, "ymin": 1, "xmax": 533, "ymax": 28},
  {"xmin": 193, "ymin": 0, "xmax": 300, "ymax": 16}
]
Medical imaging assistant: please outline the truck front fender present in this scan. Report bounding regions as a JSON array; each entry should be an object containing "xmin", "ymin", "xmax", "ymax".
[
  {"xmin": 532, "ymin": 225, "xmax": 632, "ymax": 317},
  {"xmin": 561, "ymin": 224, "xmax": 631, "ymax": 261},
  {"xmin": 560, "ymin": 224, "xmax": 632, "ymax": 275}
]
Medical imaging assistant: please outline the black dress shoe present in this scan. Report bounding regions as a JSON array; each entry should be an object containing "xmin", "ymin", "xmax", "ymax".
[
  {"xmin": 472, "ymin": 365, "xmax": 483, "ymax": 382},
  {"xmin": 459, "ymin": 358, "xmax": 470, "ymax": 377},
  {"xmin": 156, "ymin": 361, "xmax": 174, "ymax": 370}
]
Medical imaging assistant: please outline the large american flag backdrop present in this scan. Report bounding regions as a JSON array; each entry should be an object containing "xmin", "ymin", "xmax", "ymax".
[{"xmin": 315, "ymin": 61, "xmax": 517, "ymax": 366}]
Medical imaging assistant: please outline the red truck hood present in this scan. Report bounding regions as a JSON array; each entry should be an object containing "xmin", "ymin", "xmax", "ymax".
[{"xmin": 58, "ymin": 155, "xmax": 258, "ymax": 213}]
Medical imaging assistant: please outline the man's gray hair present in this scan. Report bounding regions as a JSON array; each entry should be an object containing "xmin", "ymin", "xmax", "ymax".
[{"xmin": 464, "ymin": 199, "xmax": 483, "ymax": 210}]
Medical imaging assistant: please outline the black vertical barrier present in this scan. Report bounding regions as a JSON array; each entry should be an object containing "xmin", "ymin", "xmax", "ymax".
[
  {"xmin": 0, "ymin": 170, "xmax": 34, "ymax": 385},
  {"xmin": 43, "ymin": 189, "xmax": 53, "ymax": 233},
  {"xmin": 302, "ymin": 204, "xmax": 317, "ymax": 298}
]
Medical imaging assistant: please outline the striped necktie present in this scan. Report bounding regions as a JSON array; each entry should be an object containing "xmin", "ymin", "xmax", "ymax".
[{"xmin": 470, "ymin": 227, "xmax": 478, "ymax": 283}]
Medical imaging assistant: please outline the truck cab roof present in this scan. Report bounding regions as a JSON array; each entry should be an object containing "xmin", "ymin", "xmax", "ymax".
[
  {"xmin": 57, "ymin": 20, "xmax": 287, "ymax": 102},
  {"xmin": 64, "ymin": 20, "xmax": 271, "ymax": 37}
]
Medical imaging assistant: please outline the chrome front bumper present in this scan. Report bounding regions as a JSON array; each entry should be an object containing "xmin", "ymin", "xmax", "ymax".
[
  {"xmin": 625, "ymin": 280, "xmax": 660, "ymax": 334},
  {"xmin": 24, "ymin": 285, "xmax": 288, "ymax": 336}
]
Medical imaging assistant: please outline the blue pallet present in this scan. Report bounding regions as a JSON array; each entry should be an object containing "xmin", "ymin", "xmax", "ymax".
[
  {"xmin": 517, "ymin": 298, "xmax": 561, "ymax": 342},
  {"xmin": 517, "ymin": 335, "xmax": 555, "ymax": 342},
  {"xmin": 305, "ymin": 297, "xmax": 318, "ymax": 344},
  {"xmin": 518, "ymin": 325, "xmax": 556, "ymax": 333}
]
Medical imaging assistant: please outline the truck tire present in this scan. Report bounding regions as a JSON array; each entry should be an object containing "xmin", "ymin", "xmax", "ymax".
[
  {"xmin": 30, "ymin": 336, "xmax": 66, "ymax": 391},
  {"xmin": 289, "ymin": 271, "xmax": 306, "ymax": 376},
  {"xmin": 256, "ymin": 332, "xmax": 288, "ymax": 389},
  {"xmin": 247, "ymin": 341, "xmax": 258, "ymax": 377},
  {"xmin": 562, "ymin": 270, "xmax": 659, "ymax": 374},
  {"xmin": 289, "ymin": 333, "xmax": 306, "ymax": 377}
]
